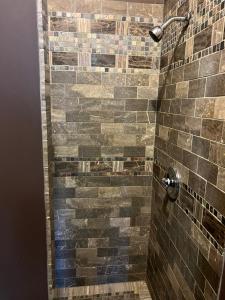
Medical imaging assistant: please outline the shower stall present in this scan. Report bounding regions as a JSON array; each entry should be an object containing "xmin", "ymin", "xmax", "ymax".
[{"xmin": 36, "ymin": 0, "xmax": 225, "ymax": 299}]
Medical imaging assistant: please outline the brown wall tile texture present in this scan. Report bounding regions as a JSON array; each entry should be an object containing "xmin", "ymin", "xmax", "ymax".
[
  {"xmin": 48, "ymin": 0, "xmax": 163, "ymax": 288},
  {"xmin": 147, "ymin": 0, "xmax": 225, "ymax": 299}
]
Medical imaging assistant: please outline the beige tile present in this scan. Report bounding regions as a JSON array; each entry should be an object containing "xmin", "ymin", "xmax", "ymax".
[
  {"xmin": 102, "ymin": 0, "xmax": 127, "ymax": 15},
  {"xmin": 116, "ymin": 21, "xmax": 128, "ymax": 35},
  {"xmin": 77, "ymin": 18, "xmax": 91, "ymax": 33},
  {"xmin": 217, "ymin": 167, "xmax": 225, "ymax": 192},
  {"xmin": 220, "ymin": 49, "xmax": 225, "ymax": 73},
  {"xmin": 128, "ymin": 3, "xmax": 153, "ymax": 18},
  {"xmin": 176, "ymin": 81, "xmax": 189, "ymax": 98},
  {"xmin": 48, "ymin": 0, "xmax": 74, "ymax": 11},
  {"xmin": 214, "ymin": 97, "xmax": 225, "ymax": 119},
  {"xmin": 159, "ymin": 125, "xmax": 169, "ymax": 141},
  {"xmin": 195, "ymin": 98, "xmax": 215, "ymax": 118},
  {"xmin": 185, "ymin": 37, "xmax": 194, "ymax": 57},
  {"xmin": 177, "ymin": 132, "xmax": 192, "ymax": 151},
  {"xmin": 76, "ymin": 0, "xmax": 101, "ymax": 13},
  {"xmin": 212, "ymin": 18, "xmax": 224, "ymax": 45},
  {"xmin": 116, "ymin": 55, "xmax": 127, "ymax": 68}
]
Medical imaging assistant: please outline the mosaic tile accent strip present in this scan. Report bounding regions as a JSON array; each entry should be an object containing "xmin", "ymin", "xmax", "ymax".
[
  {"xmin": 154, "ymin": 160, "xmax": 225, "ymax": 254},
  {"xmin": 53, "ymin": 281, "xmax": 151, "ymax": 300}
]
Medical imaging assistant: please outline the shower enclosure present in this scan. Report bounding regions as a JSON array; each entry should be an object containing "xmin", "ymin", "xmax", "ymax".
[{"xmin": 37, "ymin": 0, "xmax": 225, "ymax": 299}]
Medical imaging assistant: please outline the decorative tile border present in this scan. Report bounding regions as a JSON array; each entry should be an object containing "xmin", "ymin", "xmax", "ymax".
[
  {"xmin": 53, "ymin": 281, "xmax": 152, "ymax": 300},
  {"xmin": 154, "ymin": 159, "xmax": 225, "ymax": 255}
]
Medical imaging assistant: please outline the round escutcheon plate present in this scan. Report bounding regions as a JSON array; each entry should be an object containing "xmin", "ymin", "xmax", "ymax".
[{"xmin": 162, "ymin": 167, "xmax": 180, "ymax": 201}]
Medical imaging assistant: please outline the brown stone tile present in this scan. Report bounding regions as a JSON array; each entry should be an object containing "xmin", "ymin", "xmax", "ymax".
[
  {"xmin": 205, "ymin": 73, "xmax": 225, "ymax": 97},
  {"xmin": 77, "ymin": 18, "xmax": 91, "ymax": 33},
  {"xmin": 116, "ymin": 55, "xmax": 127, "ymax": 69},
  {"xmin": 126, "ymin": 74, "xmax": 149, "ymax": 87},
  {"xmin": 76, "ymin": 0, "xmax": 101, "ymax": 13},
  {"xmin": 205, "ymin": 281, "xmax": 217, "ymax": 300},
  {"xmin": 91, "ymin": 54, "xmax": 115, "ymax": 67},
  {"xmin": 102, "ymin": 73, "xmax": 126, "ymax": 86},
  {"xmin": 188, "ymin": 78, "xmax": 206, "ymax": 98},
  {"xmin": 193, "ymin": 26, "xmax": 212, "ymax": 53},
  {"xmin": 177, "ymin": 0, "xmax": 189, "ymax": 15},
  {"xmin": 217, "ymin": 167, "xmax": 225, "ymax": 192},
  {"xmin": 206, "ymin": 183, "xmax": 225, "ymax": 216},
  {"xmin": 172, "ymin": 115, "xmax": 185, "ymax": 131},
  {"xmin": 197, "ymin": 157, "xmax": 218, "ymax": 185},
  {"xmin": 48, "ymin": 0, "xmax": 74, "ymax": 12},
  {"xmin": 172, "ymin": 66, "xmax": 184, "ymax": 83},
  {"xmin": 177, "ymin": 132, "xmax": 192, "ymax": 151},
  {"xmin": 203, "ymin": 210, "xmax": 225, "ymax": 248},
  {"xmin": 185, "ymin": 37, "xmax": 194, "ymax": 58},
  {"xmin": 192, "ymin": 136, "xmax": 210, "ymax": 159},
  {"xmin": 128, "ymin": 22, "xmax": 152, "ymax": 37},
  {"xmin": 202, "ymin": 119, "xmax": 223, "ymax": 142},
  {"xmin": 195, "ymin": 98, "xmax": 215, "ymax": 118},
  {"xmin": 128, "ymin": 2, "xmax": 153, "ymax": 18},
  {"xmin": 78, "ymin": 53, "xmax": 91, "ymax": 67},
  {"xmin": 209, "ymin": 142, "xmax": 225, "ymax": 168},
  {"xmin": 181, "ymin": 99, "xmax": 195, "ymax": 116},
  {"xmin": 212, "ymin": 18, "xmax": 224, "ymax": 46},
  {"xmin": 114, "ymin": 87, "xmax": 137, "ymax": 99},
  {"xmin": 220, "ymin": 49, "xmax": 225, "ymax": 73},
  {"xmin": 214, "ymin": 97, "xmax": 225, "ymax": 120},
  {"xmin": 184, "ymin": 61, "xmax": 199, "ymax": 81},
  {"xmin": 165, "ymin": 84, "xmax": 176, "ymax": 99},
  {"xmin": 208, "ymin": 246, "xmax": 223, "ymax": 276},
  {"xmin": 50, "ymin": 17, "xmax": 76, "ymax": 32},
  {"xmin": 116, "ymin": 21, "xmax": 128, "ymax": 35},
  {"xmin": 183, "ymin": 150, "xmax": 198, "ymax": 172},
  {"xmin": 125, "ymin": 99, "xmax": 148, "ymax": 111},
  {"xmin": 185, "ymin": 117, "xmax": 201, "ymax": 135},
  {"xmin": 198, "ymin": 252, "xmax": 220, "ymax": 292},
  {"xmin": 77, "ymin": 72, "xmax": 101, "ymax": 85},
  {"xmin": 102, "ymin": 0, "xmax": 127, "ymax": 15},
  {"xmin": 199, "ymin": 52, "xmax": 221, "ymax": 77},
  {"xmin": 173, "ymin": 42, "xmax": 186, "ymax": 62},
  {"xmin": 160, "ymin": 54, "xmax": 168, "ymax": 68},
  {"xmin": 52, "ymin": 52, "xmax": 78, "ymax": 66},
  {"xmin": 128, "ymin": 56, "xmax": 157, "ymax": 69},
  {"xmin": 91, "ymin": 20, "xmax": 116, "ymax": 34},
  {"xmin": 175, "ymin": 81, "xmax": 189, "ymax": 98},
  {"xmin": 52, "ymin": 71, "xmax": 76, "ymax": 84},
  {"xmin": 169, "ymin": 99, "xmax": 181, "ymax": 114},
  {"xmin": 188, "ymin": 171, "xmax": 206, "ymax": 197}
]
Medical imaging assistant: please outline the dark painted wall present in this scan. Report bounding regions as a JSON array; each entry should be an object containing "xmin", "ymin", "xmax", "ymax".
[{"xmin": 0, "ymin": 1, "xmax": 48, "ymax": 299}]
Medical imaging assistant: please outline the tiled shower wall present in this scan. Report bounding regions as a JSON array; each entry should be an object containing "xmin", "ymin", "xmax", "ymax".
[
  {"xmin": 48, "ymin": 0, "xmax": 163, "ymax": 287},
  {"xmin": 147, "ymin": 0, "xmax": 225, "ymax": 299}
]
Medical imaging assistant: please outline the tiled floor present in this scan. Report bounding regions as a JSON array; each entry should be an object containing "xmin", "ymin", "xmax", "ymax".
[{"xmin": 52, "ymin": 281, "xmax": 152, "ymax": 300}]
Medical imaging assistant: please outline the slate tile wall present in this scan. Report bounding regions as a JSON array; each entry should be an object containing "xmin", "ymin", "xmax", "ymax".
[
  {"xmin": 147, "ymin": 0, "xmax": 225, "ymax": 299},
  {"xmin": 47, "ymin": 0, "xmax": 163, "ymax": 288}
]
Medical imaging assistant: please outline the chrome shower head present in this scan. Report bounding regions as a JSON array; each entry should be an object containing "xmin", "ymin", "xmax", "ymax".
[
  {"xmin": 149, "ymin": 13, "xmax": 191, "ymax": 42},
  {"xmin": 149, "ymin": 26, "xmax": 163, "ymax": 42}
]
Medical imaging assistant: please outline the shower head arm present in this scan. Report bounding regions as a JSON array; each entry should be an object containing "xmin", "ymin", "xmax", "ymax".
[{"xmin": 161, "ymin": 13, "xmax": 191, "ymax": 31}]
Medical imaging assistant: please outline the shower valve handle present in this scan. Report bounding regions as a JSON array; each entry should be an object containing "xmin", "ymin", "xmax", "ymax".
[
  {"xmin": 161, "ymin": 167, "xmax": 180, "ymax": 201},
  {"xmin": 162, "ymin": 177, "xmax": 175, "ymax": 188}
]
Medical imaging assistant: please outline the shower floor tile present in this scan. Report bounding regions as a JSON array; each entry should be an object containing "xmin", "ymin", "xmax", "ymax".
[{"xmin": 52, "ymin": 281, "xmax": 151, "ymax": 300}]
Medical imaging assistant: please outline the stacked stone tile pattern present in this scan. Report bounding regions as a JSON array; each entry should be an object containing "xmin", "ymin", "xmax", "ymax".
[
  {"xmin": 147, "ymin": 0, "xmax": 225, "ymax": 299},
  {"xmin": 47, "ymin": 0, "xmax": 163, "ymax": 288}
]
